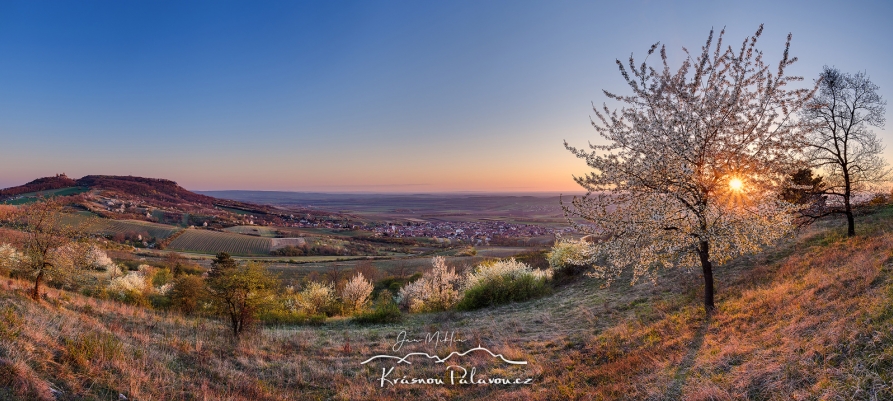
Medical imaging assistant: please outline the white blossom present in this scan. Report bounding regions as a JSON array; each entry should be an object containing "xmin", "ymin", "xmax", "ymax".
[
  {"xmin": 341, "ymin": 273, "xmax": 374, "ymax": 313},
  {"xmin": 464, "ymin": 258, "xmax": 552, "ymax": 290},
  {"xmin": 397, "ymin": 256, "xmax": 461, "ymax": 313},
  {"xmin": 563, "ymin": 26, "xmax": 814, "ymax": 310},
  {"xmin": 297, "ymin": 281, "xmax": 335, "ymax": 315}
]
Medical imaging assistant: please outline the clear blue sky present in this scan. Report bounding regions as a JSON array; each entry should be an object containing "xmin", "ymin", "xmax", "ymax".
[{"xmin": 1, "ymin": 0, "xmax": 891, "ymax": 192}]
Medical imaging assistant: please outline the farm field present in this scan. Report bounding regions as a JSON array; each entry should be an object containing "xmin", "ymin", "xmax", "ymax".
[
  {"xmin": 2, "ymin": 186, "xmax": 90, "ymax": 205},
  {"xmin": 273, "ymin": 226, "xmax": 373, "ymax": 238},
  {"xmin": 167, "ymin": 229, "xmax": 272, "ymax": 256},
  {"xmin": 222, "ymin": 225, "xmax": 280, "ymax": 237},
  {"xmin": 64, "ymin": 215, "xmax": 182, "ymax": 240}
]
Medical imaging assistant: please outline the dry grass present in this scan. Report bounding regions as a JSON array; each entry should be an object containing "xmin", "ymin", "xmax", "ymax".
[{"xmin": 1, "ymin": 208, "xmax": 893, "ymax": 400}]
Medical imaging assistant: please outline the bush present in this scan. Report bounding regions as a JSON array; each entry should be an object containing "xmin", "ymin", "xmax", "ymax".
[
  {"xmin": 85, "ymin": 246, "xmax": 116, "ymax": 271},
  {"xmin": 353, "ymin": 290, "xmax": 402, "ymax": 324},
  {"xmin": 297, "ymin": 281, "xmax": 336, "ymax": 316},
  {"xmin": 547, "ymin": 238, "xmax": 591, "ymax": 277},
  {"xmin": 397, "ymin": 256, "xmax": 461, "ymax": 313},
  {"xmin": 376, "ymin": 272, "xmax": 422, "ymax": 294},
  {"xmin": 107, "ymin": 268, "xmax": 151, "ymax": 306},
  {"xmin": 456, "ymin": 258, "xmax": 552, "ymax": 311},
  {"xmin": 0, "ymin": 244, "xmax": 22, "ymax": 276},
  {"xmin": 271, "ymin": 245, "xmax": 305, "ymax": 257},
  {"xmin": 169, "ymin": 275, "xmax": 206, "ymax": 315},
  {"xmin": 152, "ymin": 268, "xmax": 173, "ymax": 287},
  {"xmin": 341, "ymin": 273, "xmax": 374, "ymax": 314}
]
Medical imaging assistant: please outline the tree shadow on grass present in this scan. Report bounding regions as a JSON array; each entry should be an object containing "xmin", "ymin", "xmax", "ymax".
[{"xmin": 665, "ymin": 313, "xmax": 711, "ymax": 400}]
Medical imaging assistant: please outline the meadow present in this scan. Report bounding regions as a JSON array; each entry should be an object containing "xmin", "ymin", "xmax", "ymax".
[{"xmin": 3, "ymin": 206, "xmax": 889, "ymax": 399}]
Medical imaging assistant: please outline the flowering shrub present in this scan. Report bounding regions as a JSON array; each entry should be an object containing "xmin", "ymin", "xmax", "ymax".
[
  {"xmin": 0, "ymin": 243, "xmax": 23, "ymax": 274},
  {"xmin": 397, "ymin": 279, "xmax": 427, "ymax": 313},
  {"xmin": 107, "ymin": 268, "xmax": 151, "ymax": 305},
  {"xmin": 397, "ymin": 256, "xmax": 461, "ymax": 313},
  {"xmin": 547, "ymin": 238, "xmax": 591, "ymax": 275},
  {"xmin": 108, "ymin": 270, "xmax": 149, "ymax": 294},
  {"xmin": 85, "ymin": 246, "xmax": 116, "ymax": 271},
  {"xmin": 341, "ymin": 273, "xmax": 374, "ymax": 314},
  {"xmin": 297, "ymin": 282, "xmax": 336, "ymax": 315},
  {"xmin": 457, "ymin": 258, "xmax": 552, "ymax": 311}
]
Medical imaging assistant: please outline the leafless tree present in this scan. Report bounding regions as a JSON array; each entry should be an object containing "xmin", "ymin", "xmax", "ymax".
[
  {"xmin": 801, "ymin": 67, "xmax": 889, "ymax": 236},
  {"xmin": 5, "ymin": 200, "xmax": 91, "ymax": 301}
]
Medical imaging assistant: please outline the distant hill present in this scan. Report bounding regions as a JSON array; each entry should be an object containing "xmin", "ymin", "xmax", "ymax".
[
  {"xmin": 0, "ymin": 174, "xmax": 272, "ymax": 214},
  {"xmin": 0, "ymin": 174, "xmax": 77, "ymax": 197},
  {"xmin": 75, "ymin": 175, "xmax": 221, "ymax": 207}
]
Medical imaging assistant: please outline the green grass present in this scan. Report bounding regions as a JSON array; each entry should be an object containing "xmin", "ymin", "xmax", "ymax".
[
  {"xmin": 222, "ymin": 225, "xmax": 280, "ymax": 237},
  {"xmin": 2, "ymin": 187, "xmax": 90, "ymax": 205}
]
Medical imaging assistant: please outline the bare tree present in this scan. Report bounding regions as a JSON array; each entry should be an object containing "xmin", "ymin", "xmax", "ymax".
[
  {"xmin": 5, "ymin": 200, "xmax": 90, "ymax": 301},
  {"xmin": 563, "ymin": 25, "xmax": 815, "ymax": 313},
  {"xmin": 801, "ymin": 67, "xmax": 888, "ymax": 236},
  {"xmin": 206, "ymin": 261, "xmax": 278, "ymax": 338}
]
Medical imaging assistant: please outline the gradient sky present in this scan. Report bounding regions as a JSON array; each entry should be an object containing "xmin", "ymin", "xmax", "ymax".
[{"xmin": 1, "ymin": 0, "xmax": 891, "ymax": 192}]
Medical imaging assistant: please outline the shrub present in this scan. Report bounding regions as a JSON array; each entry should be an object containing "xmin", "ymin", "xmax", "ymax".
[
  {"xmin": 0, "ymin": 244, "xmax": 22, "ymax": 275},
  {"xmin": 455, "ymin": 246, "xmax": 477, "ymax": 256},
  {"xmin": 206, "ymin": 261, "xmax": 279, "ymax": 337},
  {"xmin": 457, "ymin": 258, "xmax": 552, "ymax": 311},
  {"xmin": 547, "ymin": 238, "xmax": 591, "ymax": 276},
  {"xmin": 107, "ymin": 268, "xmax": 151, "ymax": 305},
  {"xmin": 169, "ymin": 275, "xmax": 206, "ymax": 315},
  {"xmin": 297, "ymin": 281, "xmax": 336, "ymax": 316},
  {"xmin": 397, "ymin": 256, "xmax": 461, "ymax": 313},
  {"xmin": 271, "ymin": 245, "xmax": 305, "ymax": 257},
  {"xmin": 85, "ymin": 245, "xmax": 116, "ymax": 271},
  {"xmin": 353, "ymin": 290, "xmax": 402, "ymax": 324},
  {"xmin": 376, "ymin": 272, "xmax": 422, "ymax": 294},
  {"xmin": 152, "ymin": 268, "xmax": 173, "ymax": 287},
  {"xmin": 341, "ymin": 273, "xmax": 374, "ymax": 314}
]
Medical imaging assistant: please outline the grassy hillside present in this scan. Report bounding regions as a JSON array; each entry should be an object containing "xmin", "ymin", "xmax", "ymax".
[{"xmin": 2, "ymin": 208, "xmax": 893, "ymax": 400}]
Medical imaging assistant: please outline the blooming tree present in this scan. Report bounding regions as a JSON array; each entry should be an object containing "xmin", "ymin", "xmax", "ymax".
[
  {"xmin": 341, "ymin": 272, "xmax": 374, "ymax": 313},
  {"xmin": 563, "ymin": 26, "xmax": 815, "ymax": 312},
  {"xmin": 397, "ymin": 256, "xmax": 461, "ymax": 312},
  {"xmin": 298, "ymin": 281, "xmax": 336, "ymax": 315}
]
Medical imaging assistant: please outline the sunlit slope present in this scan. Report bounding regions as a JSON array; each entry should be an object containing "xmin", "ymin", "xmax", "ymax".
[{"xmin": 1, "ymin": 207, "xmax": 892, "ymax": 400}]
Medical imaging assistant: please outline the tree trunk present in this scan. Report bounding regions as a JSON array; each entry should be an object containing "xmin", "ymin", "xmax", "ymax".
[
  {"xmin": 31, "ymin": 271, "xmax": 43, "ymax": 301},
  {"xmin": 844, "ymin": 190, "xmax": 855, "ymax": 237},
  {"xmin": 844, "ymin": 169, "xmax": 855, "ymax": 237},
  {"xmin": 231, "ymin": 312, "xmax": 240, "ymax": 338},
  {"xmin": 697, "ymin": 240, "xmax": 715, "ymax": 314}
]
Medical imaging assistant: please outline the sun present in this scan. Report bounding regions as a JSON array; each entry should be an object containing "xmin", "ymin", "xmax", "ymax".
[{"xmin": 729, "ymin": 177, "xmax": 744, "ymax": 191}]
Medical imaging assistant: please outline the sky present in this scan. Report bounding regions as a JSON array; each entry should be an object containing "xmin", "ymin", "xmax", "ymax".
[{"xmin": 0, "ymin": 0, "xmax": 891, "ymax": 193}]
